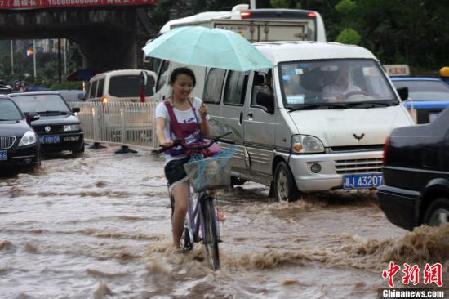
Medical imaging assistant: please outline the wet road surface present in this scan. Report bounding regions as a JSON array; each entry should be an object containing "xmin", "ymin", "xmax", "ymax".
[{"xmin": 1, "ymin": 144, "xmax": 448, "ymax": 298}]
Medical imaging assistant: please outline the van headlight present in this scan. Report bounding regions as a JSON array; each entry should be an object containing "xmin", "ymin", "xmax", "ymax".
[
  {"xmin": 19, "ymin": 131, "xmax": 37, "ymax": 146},
  {"xmin": 64, "ymin": 124, "xmax": 81, "ymax": 132},
  {"xmin": 291, "ymin": 135, "xmax": 325, "ymax": 154}
]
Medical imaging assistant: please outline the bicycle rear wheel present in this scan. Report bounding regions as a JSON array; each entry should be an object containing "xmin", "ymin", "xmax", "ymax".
[{"xmin": 201, "ymin": 194, "xmax": 220, "ymax": 270}]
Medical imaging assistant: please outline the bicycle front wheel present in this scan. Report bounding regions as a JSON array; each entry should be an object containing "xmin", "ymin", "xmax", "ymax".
[{"xmin": 201, "ymin": 195, "xmax": 220, "ymax": 270}]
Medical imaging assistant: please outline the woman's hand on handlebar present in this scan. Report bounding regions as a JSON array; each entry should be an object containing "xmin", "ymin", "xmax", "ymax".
[
  {"xmin": 153, "ymin": 139, "xmax": 178, "ymax": 154},
  {"xmin": 160, "ymin": 139, "xmax": 174, "ymax": 148}
]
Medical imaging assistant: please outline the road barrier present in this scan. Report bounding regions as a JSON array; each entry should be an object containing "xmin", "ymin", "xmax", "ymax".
[{"xmin": 69, "ymin": 101, "xmax": 159, "ymax": 148}]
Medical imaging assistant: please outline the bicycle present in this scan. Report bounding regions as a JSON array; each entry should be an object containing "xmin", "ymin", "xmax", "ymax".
[{"xmin": 155, "ymin": 133, "xmax": 234, "ymax": 270}]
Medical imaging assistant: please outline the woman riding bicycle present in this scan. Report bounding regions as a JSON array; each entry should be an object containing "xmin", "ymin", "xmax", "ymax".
[{"xmin": 155, "ymin": 67, "xmax": 209, "ymax": 250}]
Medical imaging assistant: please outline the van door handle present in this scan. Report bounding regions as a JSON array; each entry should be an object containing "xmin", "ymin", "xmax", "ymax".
[
  {"xmin": 247, "ymin": 113, "xmax": 253, "ymax": 118},
  {"xmin": 239, "ymin": 112, "xmax": 243, "ymax": 124}
]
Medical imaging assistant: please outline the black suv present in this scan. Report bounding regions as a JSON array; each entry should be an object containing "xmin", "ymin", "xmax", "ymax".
[
  {"xmin": 377, "ymin": 108, "xmax": 449, "ymax": 230},
  {"xmin": 9, "ymin": 91, "xmax": 84, "ymax": 156},
  {"xmin": 0, "ymin": 96, "xmax": 40, "ymax": 169}
]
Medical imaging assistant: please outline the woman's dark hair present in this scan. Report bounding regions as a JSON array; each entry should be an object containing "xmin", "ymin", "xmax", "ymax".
[{"xmin": 170, "ymin": 67, "xmax": 196, "ymax": 87}]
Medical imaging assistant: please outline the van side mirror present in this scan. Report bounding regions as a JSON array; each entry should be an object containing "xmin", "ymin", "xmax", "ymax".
[
  {"xmin": 256, "ymin": 92, "xmax": 275, "ymax": 114},
  {"xmin": 72, "ymin": 107, "xmax": 80, "ymax": 113},
  {"xmin": 397, "ymin": 87, "xmax": 408, "ymax": 101}
]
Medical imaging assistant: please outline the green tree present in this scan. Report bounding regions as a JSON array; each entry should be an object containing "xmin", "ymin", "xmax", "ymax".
[
  {"xmin": 271, "ymin": 0, "xmax": 290, "ymax": 8},
  {"xmin": 335, "ymin": 0, "xmax": 357, "ymax": 15},
  {"xmin": 341, "ymin": 0, "xmax": 449, "ymax": 71},
  {"xmin": 336, "ymin": 28, "xmax": 361, "ymax": 44}
]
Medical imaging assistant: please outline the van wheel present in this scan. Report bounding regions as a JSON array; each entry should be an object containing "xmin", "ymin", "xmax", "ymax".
[
  {"xmin": 273, "ymin": 161, "xmax": 300, "ymax": 202},
  {"xmin": 423, "ymin": 198, "xmax": 449, "ymax": 226},
  {"xmin": 231, "ymin": 176, "xmax": 246, "ymax": 186}
]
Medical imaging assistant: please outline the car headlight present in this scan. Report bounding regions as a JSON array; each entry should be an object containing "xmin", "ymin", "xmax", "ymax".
[
  {"xmin": 291, "ymin": 134, "xmax": 325, "ymax": 154},
  {"xmin": 19, "ymin": 131, "xmax": 37, "ymax": 146},
  {"xmin": 64, "ymin": 124, "xmax": 81, "ymax": 132}
]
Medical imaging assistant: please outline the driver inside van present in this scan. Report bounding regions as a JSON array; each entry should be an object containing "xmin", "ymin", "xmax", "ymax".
[
  {"xmin": 252, "ymin": 71, "xmax": 274, "ymax": 107},
  {"xmin": 322, "ymin": 66, "xmax": 361, "ymax": 102}
]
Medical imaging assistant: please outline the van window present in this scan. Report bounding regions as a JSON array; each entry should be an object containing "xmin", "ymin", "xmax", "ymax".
[
  {"xmin": 96, "ymin": 79, "xmax": 104, "ymax": 98},
  {"xmin": 147, "ymin": 57, "xmax": 162, "ymax": 73},
  {"xmin": 109, "ymin": 74, "xmax": 154, "ymax": 97},
  {"xmin": 251, "ymin": 70, "xmax": 273, "ymax": 106},
  {"xmin": 223, "ymin": 71, "xmax": 248, "ymax": 106},
  {"xmin": 156, "ymin": 60, "xmax": 170, "ymax": 92},
  {"xmin": 88, "ymin": 81, "xmax": 97, "ymax": 99},
  {"xmin": 203, "ymin": 68, "xmax": 226, "ymax": 104},
  {"xmin": 85, "ymin": 82, "xmax": 91, "ymax": 99}
]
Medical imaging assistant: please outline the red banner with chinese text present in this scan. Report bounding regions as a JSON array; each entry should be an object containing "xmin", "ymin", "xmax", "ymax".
[{"xmin": 0, "ymin": 0, "xmax": 156, "ymax": 9}]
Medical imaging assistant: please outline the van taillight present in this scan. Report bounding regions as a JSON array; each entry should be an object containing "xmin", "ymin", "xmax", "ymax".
[
  {"xmin": 241, "ymin": 11, "xmax": 251, "ymax": 18},
  {"xmin": 383, "ymin": 136, "xmax": 390, "ymax": 165},
  {"xmin": 307, "ymin": 11, "xmax": 317, "ymax": 18}
]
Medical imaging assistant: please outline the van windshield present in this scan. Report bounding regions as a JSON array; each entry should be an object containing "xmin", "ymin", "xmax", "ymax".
[
  {"xmin": 109, "ymin": 74, "xmax": 154, "ymax": 97},
  {"xmin": 279, "ymin": 59, "xmax": 397, "ymax": 110}
]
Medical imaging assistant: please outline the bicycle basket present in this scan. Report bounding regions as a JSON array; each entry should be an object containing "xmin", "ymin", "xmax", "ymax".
[{"xmin": 184, "ymin": 147, "xmax": 234, "ymax": 192}]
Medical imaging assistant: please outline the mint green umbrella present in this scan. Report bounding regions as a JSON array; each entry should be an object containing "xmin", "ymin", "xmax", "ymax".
[{"xmin": 143, "ymin": 26, "xmax": 273, "ymax": 71}]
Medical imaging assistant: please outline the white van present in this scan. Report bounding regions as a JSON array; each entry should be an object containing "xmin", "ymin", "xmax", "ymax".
[
  {"xmin": 86, "ymin": 69, "xmax": 156, "ymax": 103},
  {"xmin": 203, "ymin": 42, "xmax": 414, "ymax": 201}
]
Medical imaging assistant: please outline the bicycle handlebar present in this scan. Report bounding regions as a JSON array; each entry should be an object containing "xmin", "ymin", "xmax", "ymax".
[{"xmin": 153, "ymin": 132, "xmax": 232, "ymax": 154}]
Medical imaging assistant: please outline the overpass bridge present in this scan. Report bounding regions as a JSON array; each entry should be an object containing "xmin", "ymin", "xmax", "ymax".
[{"xmin": 0, "ymin": 0, "xmax": 157, "ymax": 73}]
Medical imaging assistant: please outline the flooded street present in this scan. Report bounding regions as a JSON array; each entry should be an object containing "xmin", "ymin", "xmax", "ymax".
[{"xmin": 1, "ymin": 144, "xmax": 448, "ymax": 299}]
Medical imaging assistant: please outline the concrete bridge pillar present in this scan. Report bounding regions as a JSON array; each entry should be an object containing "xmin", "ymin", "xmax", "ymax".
[
  {"xmin": 0, "ymin": 8, "xmax": 142, "ymax": 74},
  {"xmin": 76, "ymin": 28, "xmax": 137, "ymax": 72}
]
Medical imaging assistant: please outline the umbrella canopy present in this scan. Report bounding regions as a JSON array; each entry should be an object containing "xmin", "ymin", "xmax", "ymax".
[{"xmin": 143, "ymin": 26, "xmax": 273, "ymax": 72}]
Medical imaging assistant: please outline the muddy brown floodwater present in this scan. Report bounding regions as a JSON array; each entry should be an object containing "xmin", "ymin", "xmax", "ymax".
[{"xmin": 0, "ymin": 144, "xmax": 448, "ymax": 299}]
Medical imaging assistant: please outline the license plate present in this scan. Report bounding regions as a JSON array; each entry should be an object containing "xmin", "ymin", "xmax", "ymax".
[
  {"xmin": 343, "ymin": 173, "xmax": 383, "ymax": 190},
  {"xmin": 39, "ymin": 135, "xmax": 60, "ymax": 144},
  {"xmin": 0, "ymin": 150, "xmax": 7, "ymax": 161},
  {"xmin": 63, "ymin": 136, "xmax": 80, "ymax": 142}
]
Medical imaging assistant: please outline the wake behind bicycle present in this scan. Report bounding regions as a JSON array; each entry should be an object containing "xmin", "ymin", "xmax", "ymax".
[{"xmin": 154, "ymin": 133, "xmax": 234, "ymax": 270}]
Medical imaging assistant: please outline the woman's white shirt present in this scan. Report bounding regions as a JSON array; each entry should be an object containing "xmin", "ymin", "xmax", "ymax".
[{"xmin": 155, "ymin": 97, "xmax": 203, "ymax": 162}]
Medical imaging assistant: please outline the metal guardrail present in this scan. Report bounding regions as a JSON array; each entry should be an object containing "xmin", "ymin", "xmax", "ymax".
[{"xmin": 69, "ymin": 101, "xmax": 159, "ymax": 148}]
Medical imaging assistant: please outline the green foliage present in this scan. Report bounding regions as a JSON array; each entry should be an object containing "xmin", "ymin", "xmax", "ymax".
[
  {"xmin": 335, "ymin": 0, "xmax": 357, "ymax": 15},
  {"xmin": 270, "ymin": 0, "xmax": 290, "ymax": 8},
  {"xmin": 336, "ymin": 28, "xmax": 361, "ymax": 45},
  {"xmin": 49, "ymin": 81, "xmax": 82, "ymax": 90},
  {"xmin": 0, "ymin": 40, "xmax": 82, "ymax": 86},
  {"xmin": 304, "ymin": 0, "xmax": 449, "ymax": 71},
  {"xmin": 150, "ymin": 0, "xmax": 172, "ymax": 26}
]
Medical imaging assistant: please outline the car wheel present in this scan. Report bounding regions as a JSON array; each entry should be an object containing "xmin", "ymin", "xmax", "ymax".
[
  {"xmin": 273, "ymin": 161, "xmax": 300, "ymax": 202},
  {"xmin": 423, "ymin": 197, "xmax": 449, "ymax": 226},
  {"xmin": 26, "ymin": 152, "xmax": 41, "ymax": 172},
  {"xmin": 72, "ymin": 143, "xmax": 85, "ymax": 157}
]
